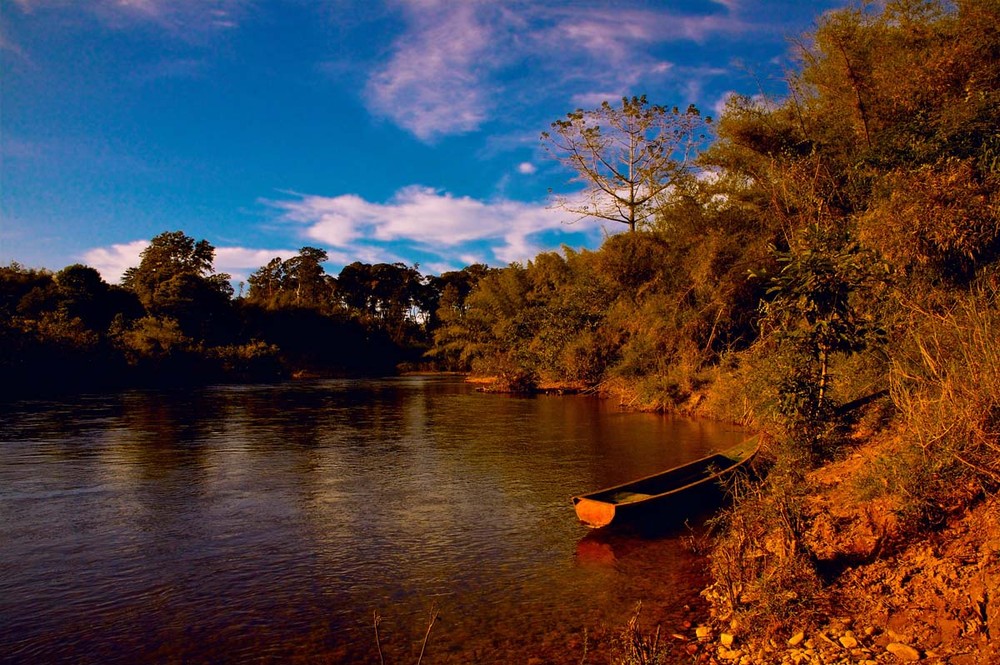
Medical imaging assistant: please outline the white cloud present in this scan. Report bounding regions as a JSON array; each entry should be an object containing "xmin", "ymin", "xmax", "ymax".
[
  {"xmin": 517, "ymin": 162, "xmax": 537, "ymax": 175},
  {"xmin": 81, "ymin": 239, "xmax": 149, "ymax": 284},
  {"xmin": 269, "ymin": 185, "xmax": 594, "ymax": 267},
  {"xmin": 713, "ymin": 90, "xmax": 738, "ymax": 118},
  {"xmin": 569, "ymin": 91, "xmax": 624, "ymax": 108}
]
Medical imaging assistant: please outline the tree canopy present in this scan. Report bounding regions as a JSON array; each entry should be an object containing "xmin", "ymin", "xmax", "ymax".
[{"xmin": 542, "ymin": 95, "xmax": 711, "ymax": 232}]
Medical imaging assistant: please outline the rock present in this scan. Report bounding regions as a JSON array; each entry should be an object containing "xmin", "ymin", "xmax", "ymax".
[
  {"xmin": 788, "ymin": 631, "xmax": 806, "ymax": 647},
  {"xmin": 887, "ymin": 628, "xmax": 912, "ymax": 643},
  {"xmin": 886, "ymin": 642, "xmax": 921, "ymax": 661},
  {"xmin": 721, "ymin": 632, "xmax": 735, "ymax": 647},
  {"xmin": 717, "ymin": 646, "xmax": 743, "ymax": 660},
  {"xmin": 840, "ymin": 633, "xmax": 859, "ymax": 648},
  {"xmin": 696, "ymin": 625, "xmax": 712, "ymax": 640}
]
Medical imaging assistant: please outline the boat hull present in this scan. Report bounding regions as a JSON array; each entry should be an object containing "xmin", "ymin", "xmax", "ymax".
[{"xmin": 571, "ymin": 436, "xmax": 758, "ymax": 528}]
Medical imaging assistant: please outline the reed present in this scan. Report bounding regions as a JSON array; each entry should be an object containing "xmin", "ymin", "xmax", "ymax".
[
  {"xmin": 611, "ymin": 602, "xmax": 665, "ymax": 665},
  {"xmin": 372, "ymin": 606, "xmax": 439, "ymax": 665}
]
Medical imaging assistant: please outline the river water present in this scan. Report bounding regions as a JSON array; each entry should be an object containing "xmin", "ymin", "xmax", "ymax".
[{"xmin": 0, "ymin": 376, "xmax": 746, "ymax": 664}]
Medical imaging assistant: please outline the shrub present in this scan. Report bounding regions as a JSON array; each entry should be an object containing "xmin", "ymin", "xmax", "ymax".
[{"xmin": 703, "ymin": 463, "xmax": 823, "ymax": 636}]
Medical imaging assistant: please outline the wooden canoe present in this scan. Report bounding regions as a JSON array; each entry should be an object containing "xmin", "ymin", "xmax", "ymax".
[{"xmin": 571, "ymin": 435, "xmax": 759, "ymax": 528}]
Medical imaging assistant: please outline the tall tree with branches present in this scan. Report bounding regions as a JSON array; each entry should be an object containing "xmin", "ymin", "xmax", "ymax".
[{"xmin": 542, "ymin": 95, "xmax": 711, "ymax": 232}]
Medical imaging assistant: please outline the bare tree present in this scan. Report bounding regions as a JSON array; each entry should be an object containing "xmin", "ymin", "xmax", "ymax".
[{"xmin": 542, "ymin": 95, "xmax": 710, "ymax": 232}]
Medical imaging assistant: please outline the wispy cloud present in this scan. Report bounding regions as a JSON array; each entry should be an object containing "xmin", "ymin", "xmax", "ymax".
[
  {"xmin": 361, "ymin": 1, "xmax": 756, "ymax": 141},
  {"xmin": 11, "ymin": 0, "xmax": 246, "ymax": 34},
  {"xmin": 532, "ymin": 7, "xmax": 748, "ymax": 109},
  {"xmin": 365, "ymin": 0, "xmax": 497, "ymax": 140},
  {"xmin": 710, "ymin": 0, "xmax": 742, "ymax": 11},
  {"xmin": 0, "ymin": 26, "xmax": 28, "ymax": 59},
  {"xmin": 134, "ymin": 57, "xmax": 209, "ymax": 83},
  {"xmin": 269, "ymin": 185, "xmax": 599, "ymax": 268}
]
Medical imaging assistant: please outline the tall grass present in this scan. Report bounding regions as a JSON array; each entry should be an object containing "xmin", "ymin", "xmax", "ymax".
[{"xmin": 890, "ymin": 288, "xmax": 1000, "ymax": 492}]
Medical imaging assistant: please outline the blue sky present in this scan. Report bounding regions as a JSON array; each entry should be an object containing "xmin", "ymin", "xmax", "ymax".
[{"xmin": 1, "ymin": 0, "xmax": 841, "ymax": 284}]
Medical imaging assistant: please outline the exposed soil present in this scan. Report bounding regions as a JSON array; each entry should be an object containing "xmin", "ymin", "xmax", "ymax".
[{"xmin": 684, "ymin": 437, "xmax": 1000, "ymax": 664}]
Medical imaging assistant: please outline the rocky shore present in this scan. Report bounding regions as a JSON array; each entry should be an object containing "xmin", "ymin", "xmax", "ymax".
[{"xmin": 679, "ymin": 441, "xmax": 999, "ymax": 665}]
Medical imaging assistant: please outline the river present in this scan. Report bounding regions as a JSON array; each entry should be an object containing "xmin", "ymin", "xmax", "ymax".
[{"xmin": 0, "ymin": 376, "xmax": 746, "ymax": 663}]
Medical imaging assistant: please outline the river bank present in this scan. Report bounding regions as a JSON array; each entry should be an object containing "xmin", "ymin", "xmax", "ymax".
[{"xmin": 680, "ymin": 430, "xmax": 1000, "ymax": 665}]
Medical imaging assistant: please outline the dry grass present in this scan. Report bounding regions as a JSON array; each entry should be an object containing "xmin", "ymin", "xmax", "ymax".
[
  {"xmin": 702, "ymin": 467, "xmax": 824, "ymax": 637},
  {"xmin": 610, "ymin": 603, "xmax": 666, "ymax": 665},
  {"xmin": 890, "ymin": 289, "xmax": 1000, "ymax": 493}
]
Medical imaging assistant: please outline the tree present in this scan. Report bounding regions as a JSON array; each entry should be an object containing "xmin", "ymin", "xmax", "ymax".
[
  {"xmin": 122, "ymin": 231, "xmax": 231, "ymax": 307},
  {"xmin": 246, "ymin": 248, "xmax": 335, "ymax": 311},
  {"xmin": 337, "ymin": 261, "xmax": 427, "ymax": 343},
  {"xmin": 542, "ymin": 95, "xmax": 711, "ymax": 232},
  {"xmin": 283, "ymin": 247, "xmax": 334, "ymax": 310},
  {"xmin": 753, "ymin": 224, "xmax": 885, "ymax": 450},
  {"xmin": 122, "ymin": 231, "xmax": 216, "ymax": 302},
  {"xmin": 246, "ymin": 257, "xmax": 286, "ymax": 307},
  {"xmin": 121, "ymin": 231, "xmax": 235, "ymax": 342},
  {"xmin": 55, "ymin": 264, "xmax": 118, "ymax": 332},
  {"xmin": 425, "ymin": 264, "xmax": 493, "ymax": 370}
]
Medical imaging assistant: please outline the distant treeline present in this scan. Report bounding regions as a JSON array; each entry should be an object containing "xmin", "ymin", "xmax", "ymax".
[{"xmin": 1, "ymin": 238, "xmax": 490, "ymax": 399}]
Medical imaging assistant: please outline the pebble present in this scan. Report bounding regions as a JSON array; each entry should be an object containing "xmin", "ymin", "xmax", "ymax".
[
  {"xmin": 839, "ymin": 633, "xmax": 858, "ymax": 648},
  {"xmin": 696, "ymin": 625, "xmax": 712, "ymax": 640},
  {"xmin": 788, "ymin": 631, "xmax": 806, "ymax": 646},
  {"xmin": 886, "ymin": 642, "xmax": 921, "ymax": 661},
  {"xmin": 721, "ymin": 632, "xmax": 735, "ymax": 647}
]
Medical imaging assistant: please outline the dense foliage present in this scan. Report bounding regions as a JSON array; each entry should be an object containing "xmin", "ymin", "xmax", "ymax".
[{"xmin": 1, "ymin": 236, "xmax": 489, "ymax": 398}]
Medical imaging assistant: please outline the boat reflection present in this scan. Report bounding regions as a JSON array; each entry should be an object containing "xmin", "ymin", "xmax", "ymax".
[{"xmin": 575, "ymin": 534, "xmax": 618, "ymax": 565}]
